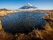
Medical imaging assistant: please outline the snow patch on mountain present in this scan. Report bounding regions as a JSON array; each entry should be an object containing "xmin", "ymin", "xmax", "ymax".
[{"xmin": 19, "ymin": 3, "xmax": 37, "ymax": 10}]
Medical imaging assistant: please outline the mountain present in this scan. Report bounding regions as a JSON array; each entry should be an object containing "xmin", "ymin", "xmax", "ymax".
[{"xmin": 19, "ymin": 3, "xmax": 37, "ymax": 9}]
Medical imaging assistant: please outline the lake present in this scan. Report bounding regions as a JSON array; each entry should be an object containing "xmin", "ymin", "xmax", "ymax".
[{"xmin": 1, "ymin": 12, "xmax": 47, "ymax": 34}]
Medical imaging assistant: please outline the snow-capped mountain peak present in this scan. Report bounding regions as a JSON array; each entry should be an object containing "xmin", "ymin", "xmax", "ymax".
[
  {"xmin": 19, "ymin": 3, "xmax": 37, "ymax": 9},
  {"xmin": 25, "ymin": 3, "xmax": 33, "ymax": 6}
]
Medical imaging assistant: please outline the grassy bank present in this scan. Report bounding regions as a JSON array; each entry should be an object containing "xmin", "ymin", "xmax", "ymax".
[
  {"xmin": 0, "ymin": 10, "xmax": 53, "ymax": 40},
  {"xmin": 0, "ymin": 10, "xmax": 18, "ymax": 17}
]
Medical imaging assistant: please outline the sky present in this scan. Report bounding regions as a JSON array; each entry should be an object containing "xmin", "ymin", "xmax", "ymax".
[{"xmin": 0, "ymin": 0, "xmax": 53, "ymax": 10}]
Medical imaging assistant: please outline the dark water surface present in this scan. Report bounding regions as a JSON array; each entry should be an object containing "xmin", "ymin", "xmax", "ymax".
[{"xmin": 1, "ymin": 12, "xmax": 47, "ymax": 34}]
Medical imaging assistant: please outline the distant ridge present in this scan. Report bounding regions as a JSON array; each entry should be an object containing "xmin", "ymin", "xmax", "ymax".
[{"xmin": 0, "ymin": 8, "xmax": 8, "ymax": 11}]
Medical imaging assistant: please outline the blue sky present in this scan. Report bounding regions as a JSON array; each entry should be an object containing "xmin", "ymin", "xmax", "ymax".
[{"xmin": 0, "ymin": 0, "xmax": 53, "ymax": 10}]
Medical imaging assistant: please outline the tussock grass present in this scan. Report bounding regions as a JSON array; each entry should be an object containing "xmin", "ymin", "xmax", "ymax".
[{"xmin": 0, "ymin": 10, "xmax": 53, "ymax": 40}]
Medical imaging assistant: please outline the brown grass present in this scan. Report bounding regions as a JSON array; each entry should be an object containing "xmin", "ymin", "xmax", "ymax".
[
  {"xmin": 0, "ymin": 10, "xmax": 53, "ymax": 40},
  {"xmin": 0, "ymin": 22, "xmax": 53, "ymax": 40}
]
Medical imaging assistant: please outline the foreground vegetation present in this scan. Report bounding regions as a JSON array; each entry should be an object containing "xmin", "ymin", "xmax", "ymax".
[
  {"xmin": 0, "ymin": 21, "xmax": 53, "ymax": 40},
  {"xmin": 0, "ymin": 10, "xmax": 53, "ymax": 40}
]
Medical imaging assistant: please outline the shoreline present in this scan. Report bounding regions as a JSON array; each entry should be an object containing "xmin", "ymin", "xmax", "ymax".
[
  {"xmin": 0, "ymin": 10, "xmax": 18, "ymax": 17},
  {"xmin": 0, "ymin": 10, "xmax": 53, "ymax": 40},
  {"xmin": 0, "ymin": 10, "xmax": 53, "ymax": 17}
]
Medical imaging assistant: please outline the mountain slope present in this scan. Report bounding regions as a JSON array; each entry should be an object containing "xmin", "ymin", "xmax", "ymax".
[{"xmin": 19, "ymin": 3, "xmax": 37, "ymax": 9}]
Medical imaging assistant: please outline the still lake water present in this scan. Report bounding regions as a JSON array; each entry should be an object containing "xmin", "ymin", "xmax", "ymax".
[{"xmin": 1, "ymin": 12, "xmax": 47, "ymax": 34}]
